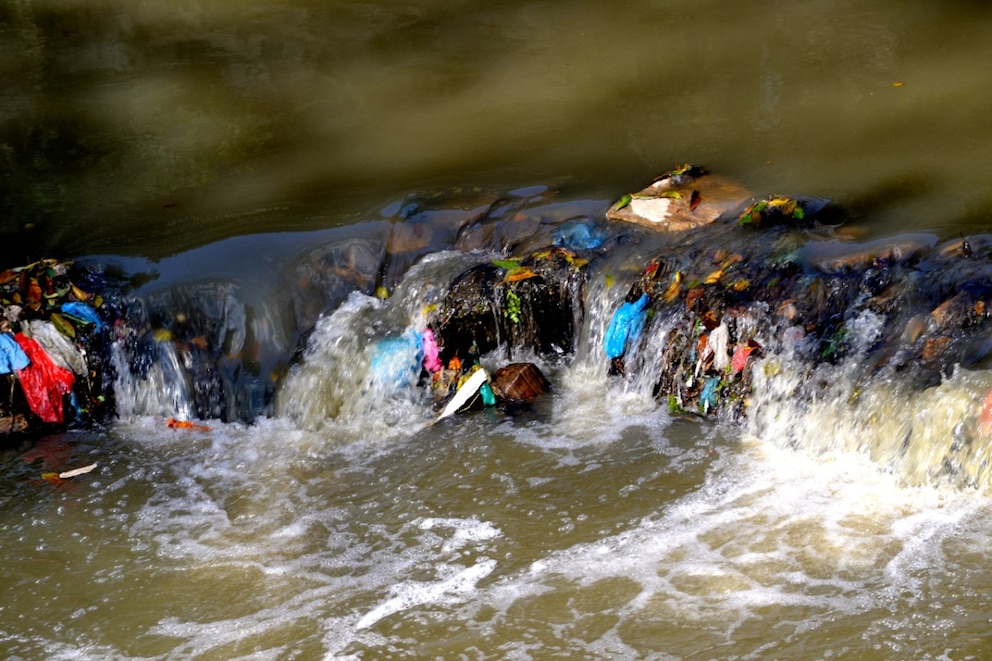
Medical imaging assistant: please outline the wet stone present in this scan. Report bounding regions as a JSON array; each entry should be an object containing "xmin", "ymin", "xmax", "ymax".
[
  {"xmin": 606, "ymin": 165, "xmax": 750, "ymax": 232},
  {"xmin": 291, "ymin": 238, "xmax": 386, "ymax": 332}
]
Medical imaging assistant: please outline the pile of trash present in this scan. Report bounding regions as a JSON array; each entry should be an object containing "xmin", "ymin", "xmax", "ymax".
[
  {"xmin": 8, "ymin": 165, "xmax": 992, "ymax": 443},
  {"xmin": 0, "ymin": 259, "xmax": 114, "ymax": 436}
]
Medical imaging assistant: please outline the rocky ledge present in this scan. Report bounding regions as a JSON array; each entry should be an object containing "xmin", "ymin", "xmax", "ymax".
[{"xmin": 4, "ymin": 166, "xmax": 992, "ymax": 441}]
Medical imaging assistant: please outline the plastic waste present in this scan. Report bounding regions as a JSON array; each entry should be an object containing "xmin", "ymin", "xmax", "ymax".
[
  {"xmin": 708, "ymin": 322, "xmax": 730, "ymax": 372},
  {"xmin": 604, "ymin": 293, "xmax": 650, "ymax": 359},
  {"xmin": 21, "ymin": 320, "xmax": 88, "ymax": 375},
  {"xmin": 731, "ymin": 343, "xmax": 758, "ymax": 374},
  {"xmin": 61, "ymin": 301, "xmax": 103, "ymax": 329},
  {"xmin": 700, "ymin": 376, "xmax": 721, "ymax": 413},
  {"xmin": 0, "ymin": 332, "xmax": 29, "ymax": 374},
  {"xmin": 14, "ymin": 334, "xmax": 75, "ymax": 424},
  {"xmin": 370, "ymin": 328, "xmax": 424, "ymax": 392},
  {"xmin": 438, "ymin": 367, "xmax": 489, "ymax": 420},
  {"xmin": 553, "ymin": 219, "xmax": 605, "ymax": 251},
  {"xmin": 421, "ymin": 328, "xmax": 442, "ymax": 373},
  {"xmin": 479, "ymin": 381, "xmax": 496, "ymax": 407}
]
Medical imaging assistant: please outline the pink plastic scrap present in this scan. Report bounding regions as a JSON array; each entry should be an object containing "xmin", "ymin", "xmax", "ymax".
[
  {"xmin": 421, "ymin": 328, "xmax": 442, "ymax": 373},
  {"xmin": 14, "ymin": 333, "xmax": 75, "ymax": 424}
]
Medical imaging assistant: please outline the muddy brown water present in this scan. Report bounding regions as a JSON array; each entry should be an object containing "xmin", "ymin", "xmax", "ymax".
[{"xmin": 4, "ymin": 2, "xmax": 992, "ymax": 658}]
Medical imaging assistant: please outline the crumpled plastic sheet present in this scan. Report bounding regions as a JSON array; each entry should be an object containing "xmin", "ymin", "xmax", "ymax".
[
  {"xmin": 21, "ymin": 320, "xmax": 88, "ymax": 375},
  {"xmin": 604, "ymin": 293, "xmax": 651, "ymax": 359},
  {"xmin": 421, "ymin": 327, "xmax": 442, "ymax": 373},
  {"xmin": 14, "ymin": 333, "xmax": 75, "ymax": 424},
  {"xmin": 0, "ymin": 332, "xmax": 29, "ymax": 374},
  {"xmin": 61, "ymin": 301, "xmax": 103, "ymax": 329}
]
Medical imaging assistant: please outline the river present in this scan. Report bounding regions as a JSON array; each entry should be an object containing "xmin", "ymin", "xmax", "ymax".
[{"xmin": 3, "ymin": 1, "xmax": 992, "ymax": 658}]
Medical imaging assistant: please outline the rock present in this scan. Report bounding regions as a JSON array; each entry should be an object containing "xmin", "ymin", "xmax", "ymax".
[
  {"xmin": 291, "ymin": 238, "xmax": 386, "ymax": 332},
  {"xmin": 606, "ymin": 165, "xmax": 750, "ymax": 231},
  {"xmin": 0, "ymin": 414, "xmax": 29, "ymax": 435},
  {"xmin": 432, "ymin": 248, "xmax": 587, "ymax": 367}
]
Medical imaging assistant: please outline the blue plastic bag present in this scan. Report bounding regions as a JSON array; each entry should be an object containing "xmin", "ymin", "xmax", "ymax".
[
  {"xmin": 604, "ymin": 293, "xmax": 650, "ymax": 359},
  {"xmin": 370, "ymin": 329, "xmax": 424, "ymax": 392},
  {"xmin": 553, "ymin": 220, "xmax": 605, "ymax": 251},
  {"xmin": 0, "ymin": 333, "xmax": 29, "ymax": 374},
  {"xmin": 61, "ymin": 302, "xmax": 103, "ymax": 329}
]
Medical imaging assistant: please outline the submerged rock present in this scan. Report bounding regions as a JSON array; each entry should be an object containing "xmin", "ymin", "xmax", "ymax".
[{"xmin": 431, "ymin": 248, "xmax": 588, "ymax": 367}]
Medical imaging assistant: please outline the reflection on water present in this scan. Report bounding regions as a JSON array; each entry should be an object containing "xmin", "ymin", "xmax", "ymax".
[{"xmin": 3, "ymin": 1, "xmax": 992, "ymax": 262}]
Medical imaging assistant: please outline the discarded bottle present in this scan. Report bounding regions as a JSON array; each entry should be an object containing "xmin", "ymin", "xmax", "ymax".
[{"xmin": 604, "ymin": 293, "xmax": 650, "ymax": 359}]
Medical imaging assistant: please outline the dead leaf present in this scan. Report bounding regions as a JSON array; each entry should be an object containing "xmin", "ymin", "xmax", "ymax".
[
  {"xmin": 70, "ymin": 283, "xmax": 91, "ymax": 301},
  {"xmin": 703, "ymin": 269, "xmax": 724, "ymax": 285},
  {"xmin": 49, "ymin": 312, "xmax": 76, "ymax": 338},
  {"xmin": 503, "ymin": 267, "xmax": 539, "ymax": 283}
]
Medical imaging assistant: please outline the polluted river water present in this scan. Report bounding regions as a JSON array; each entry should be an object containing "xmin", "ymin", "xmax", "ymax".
[{"xmin": 5, "ymin": 1, "xmax": 992, "ymax": 659}]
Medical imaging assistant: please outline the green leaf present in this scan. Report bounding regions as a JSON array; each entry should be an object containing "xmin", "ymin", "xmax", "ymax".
[
  {"xmin": 616, "ymin": 194, "xmax": 632, "ymax": 210},
  {"xmin": 505, "ymin": 290, "xmax": 522, "ymax": 324},
  {"xmin": 492, "ymin": 258, "xmax": 522, "ymax": 271}
]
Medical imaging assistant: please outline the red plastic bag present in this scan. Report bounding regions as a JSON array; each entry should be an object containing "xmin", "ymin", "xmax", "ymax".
[{"xmin": 15, "ymin": 333, "xmax": 75, "ymax": 424}]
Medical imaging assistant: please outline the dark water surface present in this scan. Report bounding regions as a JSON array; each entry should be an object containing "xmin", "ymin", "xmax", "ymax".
[
  {"xmin": 4, "ymin": 1, "xmax": 992, "ymax": 261},
  {"xmin": 5, "ymin": 2, "xmax": 992, "ymax": 659}
]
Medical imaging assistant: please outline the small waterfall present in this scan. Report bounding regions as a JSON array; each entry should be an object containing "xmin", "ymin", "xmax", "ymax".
[
  {"xmin": 276, "ymin": 251, "xmax": 484, "ymax": 439},
  {"xmin": 748, "ymin": 334, "xmax": 992, "ymax": 490},
  {"xmin": 84, "ymin": 180, "xmax": 992, "ymax": 492},
  {"xmin": 110, "ymin": 337, "xmax": 195, "ymax": 421}
]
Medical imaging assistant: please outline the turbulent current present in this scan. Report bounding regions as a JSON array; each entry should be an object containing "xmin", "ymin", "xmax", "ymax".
[{"xmin": 5, "ymin": 185, "xmax": 992, "ymax": 659}]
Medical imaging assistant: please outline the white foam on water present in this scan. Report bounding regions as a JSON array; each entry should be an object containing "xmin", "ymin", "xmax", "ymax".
[
  {"xmin": 443, "ymin": 435, "xmax": 992, "ymax": 657},
  {"xmin": 355, "ymin": 557, "xmax": 498, "ymax": 630},
  {"xmin": 87, "ymin": 417, "xmax": 508, "ymax": 657},
  {"xmin": 750, "ymin": 349, "xmax": 992, "ymax": 489}
]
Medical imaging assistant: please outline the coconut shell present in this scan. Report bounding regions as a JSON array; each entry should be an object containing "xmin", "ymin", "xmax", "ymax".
[{"xmin": 491, "ymin": 363, "xmax": 550, "ymax": 403}]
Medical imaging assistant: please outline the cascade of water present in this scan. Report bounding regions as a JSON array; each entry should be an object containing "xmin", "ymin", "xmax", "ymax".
[
  {"xmin": 110, "ymin": 338, "xmax": 195, "ymax": 421},
  {"xmin": 85, "ymin": 174, "xmax": 992, "ymax": 492}
]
